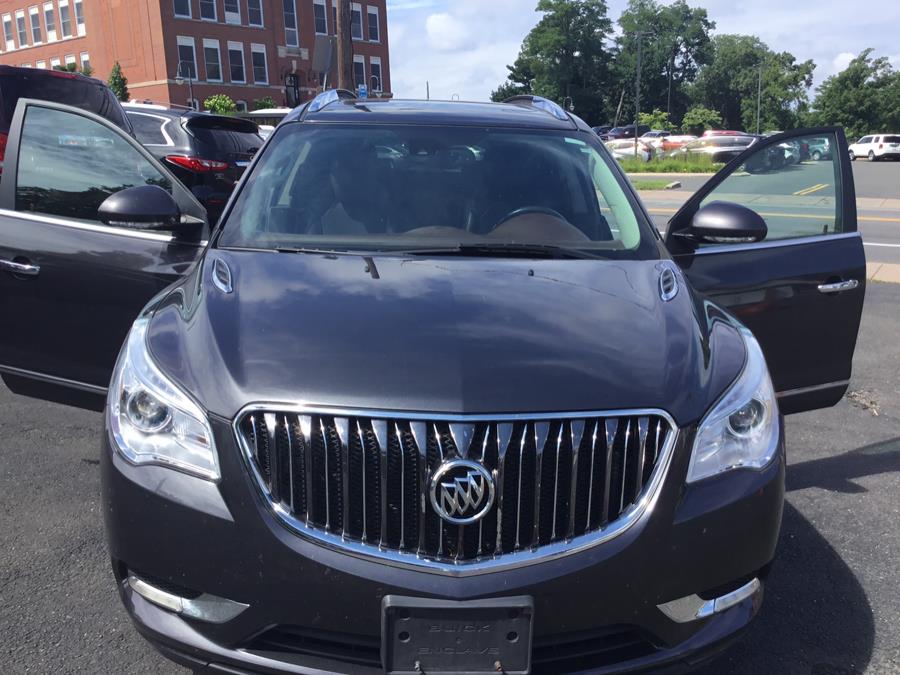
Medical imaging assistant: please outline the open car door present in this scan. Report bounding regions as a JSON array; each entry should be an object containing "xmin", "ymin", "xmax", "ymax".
[
  {"xmin": 0, "ymin": 99, "xmax": 209, "ymax": 409},
  {"xmin": 664, "ymin": 128, "xmax": 865, "ymax": 414}
]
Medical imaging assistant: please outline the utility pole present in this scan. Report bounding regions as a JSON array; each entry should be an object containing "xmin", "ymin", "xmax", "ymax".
[
  {"xmin": 614, "ymin": 89, "xmax": 625, "ymax": 127},
  {"xmin": 634, "ymin": 31, "xmax": 644, "ymax": 158},
  {"xmin": 426, "ymin": 81, "xmax": 430, "ymax": 100},
  {"xmin": 756, "ymin": 64, "xmax": 763, "ymax": 135},
  {"xmin": 336, "ymin": 0, "xmax": 353, "ymax": 90}
]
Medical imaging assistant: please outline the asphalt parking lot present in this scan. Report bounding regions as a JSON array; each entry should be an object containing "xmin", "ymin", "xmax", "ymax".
[{"xmin": 0, "ymin": 282, "xmax": 897, "ymax": 674}]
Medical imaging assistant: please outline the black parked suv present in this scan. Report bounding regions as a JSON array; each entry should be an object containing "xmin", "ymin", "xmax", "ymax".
[
  {"xmin": 0, "ymin": 64, "xmax": 131, "ymax": 172},
  {"xmin": 125, "ymin": 105, "xmax": 262, "ymax": 223},
  {"xmin": 0, "ymin": 91, "xmax": 865, "ymax": 674}
]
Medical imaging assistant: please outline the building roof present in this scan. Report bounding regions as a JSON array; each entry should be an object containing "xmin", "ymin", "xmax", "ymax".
[{"xmin": 287, "ymin": 98, "xmax": 585, "ymax": 131}]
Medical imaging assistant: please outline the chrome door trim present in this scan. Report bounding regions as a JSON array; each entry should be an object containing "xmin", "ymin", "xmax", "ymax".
[
  {"xmin": 776, "ymin": 379, "xmax": 849, "ymax": 399},
  {"xmin": 0, "ymin": 208, "xmax": 207, "ymax": 246},
  {"xmin": 233, "ymin": 402, "xmax": 678, "ymax": 577},
  {"xmin": 0, "ymin": 363, "xmax": 107, "ymax": 395},
  {"xmin": 818, "ymin": 279, "xmax": 859, "ymax": 293},
  {"xmin": 690, "ymin": 231, "xmax": 861, "ymax": 257},
  {"xmin": 0, "ymin": 257, "xmax": 40, "ymax": 275}
]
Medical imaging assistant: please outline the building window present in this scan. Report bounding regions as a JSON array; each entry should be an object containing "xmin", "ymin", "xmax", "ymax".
[
  {"xmin": 224, "ymin": 0, "xmax": 240, "ymax": 24},
  {"xmin": 2, "ymin": 15, "xmax": 12, "ymax": 51},
  {"xmin": 353, "ymin": 55, "xmax": 364, "ymax": 88},
  {"xmin": 15, "ymin": 11, "xmax": 27, "ymax": 47},
  {"xmin": 331, "ymin": 1, "xmax": 336, "ymax": 35},
  {"xmin": 29, "ymin": 6, "xmax": 41, "ymax": 45},
  {"xmin": 80, "ymin": 51, "xmax": 89, "ymax": 71},
  {"xmin": 176, "ymin": 36, "xmax": 198, "ymax": 80},
  {"xmin": 59, "ymin": 0, "xmax": 71, "ymax": 38},
  {"xmin": 203, "ymin": 38, "xmax": 222, "ymax": 82},
  {"xmin": 235, "ymin": 100, "xmax": 248, "ymax": 112},
  {"xmin": 65, "ymin": 53, "xmax": 75, "ymax": 67},
  {"xmin": 248, "ymin": 0, "xmax": 263, "ymax": 26},
  {"xmin": 367, "ymin": 5, "xmax": 379, "ymax": 42},
  {"xmin": 50, "ymin": 56, "xmax": 60, "ymax": 68},
  {"xmin": 250, "ymin": 43, "xmax": 268, "ymax": 84},
  {"xmin": 283, "ymin": 1, "xmax": 297, "ymax": 47},
  {"xmin": 36, "ymin": 59, "xmax": 45, "ymax": 68},
  {"xmin": 228, "ymin": 41, "xmax": 245, "ymax": 83},
  {"xmin": 43, "ymin": 2, "xmax": 56, "ymax": 41},
  {"xmin": 313, "ymin": 0, "xmax": 327, "ymax": 34},
  {"xmin": 73, "ymin": 0, "xmax": 84, "ymax": 35},
  {"xmin": 370, "ymin": 56, "xmax": 382, "ymax": 92},
  {"xmin": 350, "ymin": 3, "xmax": 362, "ymax": 40},
  {"xmin": 173, "ymin": 0, "xmax": 190, "ymax": 19},
  {"xmin": 199, "ymin": 0, "xmax": 216, "ymax": 21}
]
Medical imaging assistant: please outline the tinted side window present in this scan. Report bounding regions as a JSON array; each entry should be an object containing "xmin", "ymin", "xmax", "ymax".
[
  {"xmin": 858, "ymin": 136, "xmax": 872, "ymax": 144},
  {"xmin": 15, "ymin": 106, "xmax": 171, "ymax": 225},
  {"xmin": 699, "ymin": 132, "xmax": 844, "ymax": 243},
  {"xmin": 128, "ymin": 112, "xmax": 171, "ymax": 145}
]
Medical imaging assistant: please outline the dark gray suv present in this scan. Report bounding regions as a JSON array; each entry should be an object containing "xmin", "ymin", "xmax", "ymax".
[{"xmin": 0, "ymin": 91, "xmax": 865, "ymax": 674}]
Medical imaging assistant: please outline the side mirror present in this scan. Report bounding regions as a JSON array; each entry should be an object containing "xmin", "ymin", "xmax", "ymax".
[
  {"xmin": 98, "ymin": 185, "xmax": 181, "ymax": 230},
  {"xmin": 681, "ymin": 200, "xmax": 768, "ymax": 244}
]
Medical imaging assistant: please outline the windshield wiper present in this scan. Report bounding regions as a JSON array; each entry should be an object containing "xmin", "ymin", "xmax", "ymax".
[{"xmin": 393, "ymin": 243, "xmax": 604, "ymax": 260}]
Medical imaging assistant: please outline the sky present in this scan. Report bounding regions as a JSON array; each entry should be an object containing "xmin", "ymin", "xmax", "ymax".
[{"xmin": 385, "ymin": 0, "xmax": 900, "ymax": 102}]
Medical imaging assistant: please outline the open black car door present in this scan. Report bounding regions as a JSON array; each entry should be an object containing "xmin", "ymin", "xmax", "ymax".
[
  {"xmin": 665, "ymin": 128, "xmax": 865, "ymax": 414},
  {"xmin": 0, "ymin": 99, "xmax": 209, "ymax": 409}
]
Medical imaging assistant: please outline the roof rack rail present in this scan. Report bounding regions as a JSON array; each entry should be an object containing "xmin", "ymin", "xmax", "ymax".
[
  {"xmin": 503, "ymin": 95, "xmax": 571, "ymax": 122},
  {"xmin": 303, "ymin": 88, "xmax": 358, "ymax": 117}
]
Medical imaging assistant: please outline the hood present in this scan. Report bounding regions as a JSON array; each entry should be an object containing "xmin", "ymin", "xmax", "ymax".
[{"xmin": 147, "ymin": 250, "xmax": 744, "ymax": 425}]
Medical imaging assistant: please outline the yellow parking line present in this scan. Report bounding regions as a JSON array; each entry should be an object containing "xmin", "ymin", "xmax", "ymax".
[
  {"xmin": 793, "ymin": 183, "xmax": 828, "ymax": 196},
  {"xmin": 645, "ymin": 207, "xmax": 900, "ymax": 224}
]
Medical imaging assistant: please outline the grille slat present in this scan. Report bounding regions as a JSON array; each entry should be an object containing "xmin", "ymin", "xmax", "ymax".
[{"xmin": 239, "ymin": 410, "xmax": 672, "ymax": 565}]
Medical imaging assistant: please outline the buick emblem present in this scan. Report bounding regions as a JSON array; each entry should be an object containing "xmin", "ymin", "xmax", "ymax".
[{"xmin": 429, "ymin": 459, "xmax": 495, "ymax": 525}]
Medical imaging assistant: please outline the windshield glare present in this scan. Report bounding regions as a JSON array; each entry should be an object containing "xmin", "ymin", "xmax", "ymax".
[{"xmin": 218, "ymin": 123, "xmax": 656, "ymax": 258}]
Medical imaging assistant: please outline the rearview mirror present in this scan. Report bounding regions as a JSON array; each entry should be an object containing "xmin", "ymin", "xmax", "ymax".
[
  {"xmin": 98, "ymin": 185, "xmax": 182, "ymax": 231},
  {"xmin": 683, "ymin": 201, "xmax": 768, "ymax": 244}
]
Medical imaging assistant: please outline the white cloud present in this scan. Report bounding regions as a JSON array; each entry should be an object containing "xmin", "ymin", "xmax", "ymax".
[
  {"xmin": 425, "ymin": 13, "xmax": 473, "ymax": 52},
  {"xmin": 832, "ymin": 52, "xmax": 855, "ymax": 74}
]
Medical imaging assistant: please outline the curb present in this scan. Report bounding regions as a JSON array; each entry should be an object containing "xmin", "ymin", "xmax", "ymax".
[
  {"xmin": 626, "ymin": 172, "xmax": 716, "ymax": 178},
  {"xmin": 867, "ymin": 262, "xmax": 900, "ymax": 284}
]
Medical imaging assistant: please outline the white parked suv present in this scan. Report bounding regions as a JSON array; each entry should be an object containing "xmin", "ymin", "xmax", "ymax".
[{"xmin": 848, "ymin": 134, "xmax": 900, "ymax": 161}]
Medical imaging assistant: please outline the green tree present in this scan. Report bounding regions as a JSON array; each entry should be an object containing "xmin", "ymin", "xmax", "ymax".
[
  {"xmin": 108, "ymin": 61, "xmax": 129, "ymax": 102},
  {"xmin": 204, "ymin": 94, "xmax": 237, "ymax": 115},
  {"xmin": 253, "ymin": 96, "xmax": 278, "ymax": 110},
  {"xmin": 490, "ymin": 0, "xmax": 616, "ymax": 124},
  {"xmin": 615, "ymin": 0, "xmax": 715, "ymax": 124},
  {"xmin": 690, "ymin": 35, "xmax": 814, "ymax": 131},
  {"xmin": 810, "ymin": 49, "xmax": 900, "ymax": 139},
  {"xmin": 680, "ymin": 105, "xmax": 721, "ymax": 134},
  {"xmin": 638, "ymin": 109, "xmax": 672, "ymax": 130}
]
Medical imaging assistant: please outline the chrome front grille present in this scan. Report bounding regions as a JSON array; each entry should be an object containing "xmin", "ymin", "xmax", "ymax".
[{"xmin": 236, "ymin": 407, "xmax": 675, "ymax": 570}]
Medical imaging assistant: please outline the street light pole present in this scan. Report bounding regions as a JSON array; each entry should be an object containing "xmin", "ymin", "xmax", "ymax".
[
  {"xmin": 756, "ymin": 64, "xmax": 763, "ymax": 135},
  {"xmin": 175, "ymin": 60, "xmax": 194, "ymax": 109},
  {"xmin": 634, "ymin": 31, "xmax": 644, "ymax": 158}
]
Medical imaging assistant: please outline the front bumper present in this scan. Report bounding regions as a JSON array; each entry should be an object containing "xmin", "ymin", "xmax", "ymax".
[{"xmin": 102, "ymin": 415, "xmax": 785, "ymax": 674}]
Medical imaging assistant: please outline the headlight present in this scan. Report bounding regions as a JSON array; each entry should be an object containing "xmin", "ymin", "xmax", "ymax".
[
  {"xmin": 107, "ymin": 317, "xmax": 219, "ymax": 480},
  {"xmin": 687, "ymin": 327, "xmax": 780, "ymax": 483}
]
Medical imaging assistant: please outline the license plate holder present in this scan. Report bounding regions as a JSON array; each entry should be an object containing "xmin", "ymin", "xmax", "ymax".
[{"xmin": 382, "ymin": 595, "xmax": 533, "ymax": 675}]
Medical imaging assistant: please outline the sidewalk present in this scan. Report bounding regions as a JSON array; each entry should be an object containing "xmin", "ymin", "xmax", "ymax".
[{"xmin": 867, "ymin": 262, "xmax": 900, "ymax": 284}]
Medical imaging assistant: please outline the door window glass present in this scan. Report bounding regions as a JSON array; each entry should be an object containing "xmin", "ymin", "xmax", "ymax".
[
  {"xmin": 15, "ymin": 106, "xmax": 172, "ymax": 225},
  {"xmin": 699, "ymin": 132, "xmax": 843, "ymax": 243}
]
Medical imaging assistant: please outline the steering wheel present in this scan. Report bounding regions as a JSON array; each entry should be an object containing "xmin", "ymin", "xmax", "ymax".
[{"xmin": 493, "ymin": 206, "xmax": 567, "ymax": 229}]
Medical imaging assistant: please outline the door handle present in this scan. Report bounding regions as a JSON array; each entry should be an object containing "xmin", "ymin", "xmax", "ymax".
[
  {"xmin": 0, "ymin": 257, "xmax": 41, "ymax": 276},
  {"xmin": 818, "ymin": 279, "xmax": 858, "ymax": 294}
]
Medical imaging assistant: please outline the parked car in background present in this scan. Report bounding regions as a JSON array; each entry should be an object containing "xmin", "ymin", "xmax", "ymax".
[
  {"xmin": 592, "ymin": 124, "xmax": 613, "ymax": 137},
  {"xmin": 639, "ymin": 130, "xmax": 672, "ymax": 150},
  {"xmin": 808, "ymin": 137, "xmax": 832, "ymax": 161},
  {"xmin": 0, "ymin": 65, "xmax": 132, "ymax": 173},
  {"xmin": 660, "ymin": 134, "xmax": 697, "ymax": 152},
  {"xmin": 605, "ymin": 137, "xmax": 653, "ymax": 162},
  {"xmin": 701, "ymin": 129, "xmax": 748, "ymax": 138},
  {"xmin": 848, "ymin": 134, "xmax": 900, "ymax": 161},
  {"xmin": 669, "ymin": 135, "xmax": 757, "ymax": 164},
  {"xmin": 125, "ymin": 105, "xmax": 263, "ymax": 223},
  {"xmin": 601, "ymin": 124, "xmax": 651, "ymax": 141},
  {"xmin": 238, "ymin": 107, "xmax": 292, "ymax": 140}
]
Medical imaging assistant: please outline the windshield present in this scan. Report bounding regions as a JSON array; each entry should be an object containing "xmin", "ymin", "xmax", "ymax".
[{"xmin": 218, "ymin": 123, "xmax": 657, "ymax": 258}]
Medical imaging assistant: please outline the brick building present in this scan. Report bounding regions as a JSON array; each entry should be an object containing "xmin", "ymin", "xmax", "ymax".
[{"xmin": 0, "ymin": 0, "xmax": 391, "ymax": 110}]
